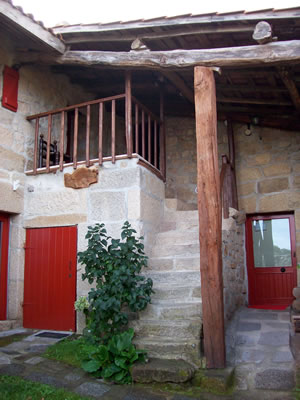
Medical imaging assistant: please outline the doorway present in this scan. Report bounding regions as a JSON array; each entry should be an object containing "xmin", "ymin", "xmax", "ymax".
[
  {"xmin": 0, "ymin": 213, "xmax": 10, "ymax": 320},
  {"xmin": 24, "ymin": 226, "xmax": 77, "ymax": 331},
  {"xmin": 246, "ymin": 213, "xmax": 297, "ymax": 307}
]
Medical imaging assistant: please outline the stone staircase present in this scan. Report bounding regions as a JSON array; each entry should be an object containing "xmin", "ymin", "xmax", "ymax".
[
  {"xmin": 0, "ymin": 320, "xmax": 21, "ymax": 332},
  {"xmin": 132, "ymin": 199, "xmax": 202, "ymax": 367}
]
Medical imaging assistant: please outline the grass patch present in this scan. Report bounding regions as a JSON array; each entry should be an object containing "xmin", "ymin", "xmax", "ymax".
[
  {"xmin": 43, "ymin": 335, "xmax": 97, "ymax": 367},
  {"xmin": 0, "ymin": 375, "xmax": 90, "ymax": 400},
  {"xmin": 0, "ymin": 333, "xmax": 31, "ymax": 348}
]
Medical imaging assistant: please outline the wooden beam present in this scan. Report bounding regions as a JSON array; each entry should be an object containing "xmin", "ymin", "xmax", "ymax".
[
  {"xmin": 216, "ymin": 83, "xmax": 288, "ymax": 94},
  {"xmin": 194, "ymin": 66, "xmax": 225, "ymax": 369},
  {"xmin": 162, "ymin": 71, "xmax": 194, "ymax": 103},
  {"xmin": 217, "ymin": 97, "xmax": 292, "ymax": 106},
  {"xmin": 53, "ymin": 10, "xmax": 300, "ymax": 36},
  {"xmin": 0, "ymin": 1, "xmax": 65, "ymax": 54},
  {"xmin": 277, "ymin": 67, "xmax": 300, "ymax": 112},
  {"xmin": 19, "ymin": 40, "xmax": 300, "ymax": 69},
  {"xmin": 58, "ymin": 25, "xmax": 254, "ymax": 45}
]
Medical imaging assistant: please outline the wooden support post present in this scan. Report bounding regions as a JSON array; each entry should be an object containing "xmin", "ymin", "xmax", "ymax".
[
  {"xmin": 194, "ymin": 66, "xmax": 225, "ymax": 369},
  {"xmin": 227, "ymin": 120, "xmax": 238, "ymax": 211},
  {"xmin": 86, "ymin": 104, "xmax": 91, "ymax": 167},
  {"xmin": 98, "ymin": 102, "xmax": 103, "ymax": 165},
  {"xmin": 33, "ymin": 117, "xmax": 39, "ymax": 174},
  {"xmin": 59, "ymin": 111, "xmax": 65, "ymax": 171},
  {"xmin": 125, "ymin": 71, "xmax": 133, "ymax": 157},
  {"xmin": 159, "ymin": 90, "xmax": 166, "ymax": 180},
  {"xmin": 46, "ymin": 114, "xmax": 52, "ymax": 173}
]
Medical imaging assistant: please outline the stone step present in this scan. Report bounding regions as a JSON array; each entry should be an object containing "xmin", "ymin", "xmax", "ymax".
[
  {"xmin": 165, "ymin": 198, "xmax": 185, "ymax": 211},
  {"xmin": 0, "ymin": 320, "xmax": 20, "ymax": 332},
  {"xmin": 131, "ymin": 319, "xmax": 201, "ymax": 340},
  {"xmin": 164, "ymin": 210, "xmax": 198, "ymax": 224},
  {"xmin": 151, "ymin": 243, "xmax": 200, "ymax": 257},
  {"xmin": 155, "ymin": 230, "xmax": 199, "ymax": 245},
  {"xmin": 133, "ymin": 338, "xmax": 202, "ymax": 367},
  {"xmin": 147, "ymin": 256, "xmax": 200, "ymax": 272},
  {"xmin": 139, "ymin": 301, "xmax": 202, "ymax": 320},
  {"xmin": 152, "ymin": 285, "xmax": 201, "ymax": 301},
  {"xmin": 145, "ymin": 270, "xmax": 200, "ymax": 286},
  {"xmin": 131, "ymin": 358, "xmax": 195, "ymax": 383}
]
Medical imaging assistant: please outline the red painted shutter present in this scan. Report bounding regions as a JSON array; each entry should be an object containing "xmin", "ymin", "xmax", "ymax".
[{"xmin": 2, "ymin": 66, "xmax": 19, "ymax": 112}]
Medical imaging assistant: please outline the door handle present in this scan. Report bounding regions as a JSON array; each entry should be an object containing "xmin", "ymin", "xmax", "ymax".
[{"xmin": 281, "ymin": 267, "xmax": 286, "ymax": 273}]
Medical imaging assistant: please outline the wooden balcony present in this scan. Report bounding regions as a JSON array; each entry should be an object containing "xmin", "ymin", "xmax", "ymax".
[{"xmin": 26, "ymin": 73, "xmax": 166, "ymax": 181}]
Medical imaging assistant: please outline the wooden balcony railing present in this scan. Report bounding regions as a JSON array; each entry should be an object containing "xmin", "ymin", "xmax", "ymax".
[{"xmin": 26, "ymin": 73, "xmax": 166, "ymax": 181}]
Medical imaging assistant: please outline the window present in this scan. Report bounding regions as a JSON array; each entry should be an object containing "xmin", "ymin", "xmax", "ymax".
[{"xmin": 2, "ymin": 66, "xmax": 19, "ymax": 112}]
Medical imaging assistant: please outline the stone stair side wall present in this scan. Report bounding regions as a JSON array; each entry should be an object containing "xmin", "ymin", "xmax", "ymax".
[{"xmin": 222, "ymin": 212, "xmax": 247, "ymax": 324}]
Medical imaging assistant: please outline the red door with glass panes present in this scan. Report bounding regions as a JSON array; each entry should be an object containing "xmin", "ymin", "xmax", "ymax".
[
  {"xmin": 246, "ymin": 214, "xmax": 297, "ymax": 307},
  {"xmin": 24, "ymin": 226, "xmax": 77, "ymax": 331},
  {"xmin": 0, "ymin": 213, "xmax": 10, "ymax": 320}
]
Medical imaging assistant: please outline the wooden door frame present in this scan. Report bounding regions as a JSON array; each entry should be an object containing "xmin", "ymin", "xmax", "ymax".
[
  {"xmin": 245, "ymin": 212, "xmax": 297, "ymax": 306},
  {"xmin": 0, "ymin": 213, "xmax": 10, "ymax": 320}
]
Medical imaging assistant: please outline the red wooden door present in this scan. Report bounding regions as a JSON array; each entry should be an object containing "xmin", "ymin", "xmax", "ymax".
[
  {"xmin": 24, "ymin": 226, "xmax": 77, "ymax": 331},
  {"xmin": 0, "ymin": 213, "xmax": 10, "ymax": 320},
  {"xmin": 246, "ymin": 214, "xmax": 297, "ymax": 307}
]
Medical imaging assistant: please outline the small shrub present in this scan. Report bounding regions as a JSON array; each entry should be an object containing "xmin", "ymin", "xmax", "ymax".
[
  {"xmin": 82, "ymin": 328, "xmax": 146, "ymax": 384},
  {"xmin": 77, "ymin": 221, "xmax": 153, "ymax": 342}
]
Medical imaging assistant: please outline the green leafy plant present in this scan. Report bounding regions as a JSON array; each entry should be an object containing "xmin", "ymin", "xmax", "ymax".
[
  {"xmin": 82, "ymin": 328, "xmax": 146, "ymax": 384},
  {"xmin": 77, "ymin": 221, "xmax": 153, "ymax": 341}
]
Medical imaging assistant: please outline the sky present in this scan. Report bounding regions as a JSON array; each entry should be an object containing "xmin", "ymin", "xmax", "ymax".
[{"xmin": 13, "ymin": 0, "xmax": 300, "ymax": 27}]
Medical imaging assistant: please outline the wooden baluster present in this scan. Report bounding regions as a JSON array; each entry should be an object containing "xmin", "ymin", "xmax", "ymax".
[
  {"xmin": 59, "ymin": 111, "xmax": 65, "ymax": 171},
  {"xmin": 73, "ymin": 107, "xmax": 78, "ymax": 169},
  {"xmin": 98, "ymin": 102, "xmax": 103, "ymax": 165},
  {"xmin": 160, "ymin": 91, "xmax": 166, "ymax": 179},
  {"xmin": 46, "ymin": 114, "xmax": 52, "ymax": 173},
  {"xmin": 135, "ymin": 104, "xmax": 139, "ymax": 154},
  {"xmin": 33, "ymin": 117, "xmax": 39, "ymax": 174},
  {"xmin": 154, "ymin": 120, "xmax": 158, "ymax": 168},
  {"xmin": 142, "ymin": 110, "xmax": 145, "ymax": 158},
  {"xmin": 38, "ymin": 133, "xmax": 44, "ymax": 169},
  {"xmin": 86, "ymin": 104, "xmax": 91, "ymax": 167},
  {"xmin": 125, "ymin": 71, "xmax": 133, "ymax": 157},
  {"xmin": 148, "ymin": 115, "xmax": 151, "ymax": 163},
  {"xmin": 111, "ymin": 100, "xmax": 116, "ymax": 163}
]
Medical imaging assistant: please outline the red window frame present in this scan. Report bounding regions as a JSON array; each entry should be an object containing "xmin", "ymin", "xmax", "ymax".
[
  {"xmin": 2, "ymin": 66, "xmax": 19, "ymax": 112},
  {"xmin": 0, "ymin": 213, "xmax": 10, "ymax": 320}
]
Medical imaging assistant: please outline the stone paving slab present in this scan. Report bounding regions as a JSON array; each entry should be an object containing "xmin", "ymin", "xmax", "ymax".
[
  {"xmin": 255, "ymin": 369, "xmax": 295, "ymax": 390},
  {"xmin": 75, "ymin": 381, "xmax": 111, "ymax": 397},
  {"xmin": 258, "ymin": 331, "xmax": 290, "ymax": 346},
  {"xmin": 237, "ymin": 321, "xmax": 261, "ymax": 331}
]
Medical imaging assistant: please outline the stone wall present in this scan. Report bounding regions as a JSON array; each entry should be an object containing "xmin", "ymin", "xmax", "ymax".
[
  {"xmin": 24, "ymin": 159, "xmax": 165, "ymax": 331},
  {"xmin": 0, "ymin": 31, "xmax": 124, "ymax": 322}
]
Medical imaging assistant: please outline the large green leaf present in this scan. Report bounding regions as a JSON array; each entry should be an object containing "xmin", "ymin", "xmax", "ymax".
[
  {"xmin": 81, "ymin": 359, "xmax": 102, "ymax": 372},
  {"xmin": 102, "ymin": 364, "xmax": 122, "ymax": 378}
]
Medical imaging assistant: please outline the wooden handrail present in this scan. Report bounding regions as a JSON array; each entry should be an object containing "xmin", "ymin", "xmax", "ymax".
[{"xmin": 26, "ymin": 93, "xmax": 126, "ymax": 120}]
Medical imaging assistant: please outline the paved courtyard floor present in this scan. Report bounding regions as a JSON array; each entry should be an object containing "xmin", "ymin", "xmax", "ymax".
[{"xmin": 0, "ymin": 306, "xmax": 298, "ymax": 399}]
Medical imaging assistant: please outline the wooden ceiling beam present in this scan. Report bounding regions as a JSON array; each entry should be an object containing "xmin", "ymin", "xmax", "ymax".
[
  {"xmin": 61, "ymin": 25, "xmax": 254, "ymax": 44},
  {"xmin": 17, "ymin": 40, "xmax": 300, "ymax": 69},
  {"xmin": 161, "ymin": 71, "xmax": 194, "ymax": 103},
  {"xmin": 216, "ymin": 83, "xmax": 288, "ymax": 93},
  {"xmin": 217, "ymin": 96, "xmax": 292, "ymax": 106},
  {"xmin": 277, "ymin": 67, "xmax": 300, "ymax": 112}
]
